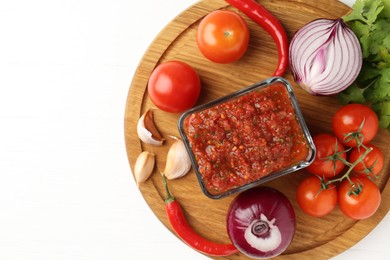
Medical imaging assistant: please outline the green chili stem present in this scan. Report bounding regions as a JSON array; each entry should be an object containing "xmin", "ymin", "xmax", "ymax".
[{"xmin": 162, "ymin": 174, "xmax": 175, "ymax": 204}]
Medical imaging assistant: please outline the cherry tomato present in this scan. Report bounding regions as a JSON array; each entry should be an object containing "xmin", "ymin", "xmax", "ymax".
[
  {"xmin": 196, "ymin": 10, "xmax": 249, "ymax": 64},
  {"xmin": 338, "ymin": 176, "xmax": 381, "ymax": 220},
  {"xmin": 148, "ymin": 60, "xmax": 201, "ymax": 113},
  {"xmin": 306, "ymin": 133, "xmax": 347, "ymax": 178},
  {"xmin": 296, "ymin": 176, "xmax": 337, "ymax": 217},
  {"xmin": 349, "ymin": 144, "xmax": 384, "ymax": 177},
  {"xmin": 332, "ymin": 104, "xmax": 378, "ymax": 147}
]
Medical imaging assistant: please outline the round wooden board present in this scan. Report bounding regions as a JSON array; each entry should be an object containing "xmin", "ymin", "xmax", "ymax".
[{"xmin": 124, "ymin": 0, "xmax": 390, "ymax": 259}]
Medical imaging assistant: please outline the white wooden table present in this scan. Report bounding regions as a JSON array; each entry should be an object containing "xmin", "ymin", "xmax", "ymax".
[{"xmin": 0, "ymin": 0, "xmax": 388, "ymax": 259}]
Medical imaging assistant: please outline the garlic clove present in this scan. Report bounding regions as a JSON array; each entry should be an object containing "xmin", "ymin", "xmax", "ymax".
[
  {"xmin": 134, "ymin": 151, "xmax": 155, "ymax": 185},
  {"xmin": 137, "ymin": 109, "xmax": 165, "ymax": 146},
  {"xmin": 163, "ymin": 140, "xmax": 192, "ymax": 180}
]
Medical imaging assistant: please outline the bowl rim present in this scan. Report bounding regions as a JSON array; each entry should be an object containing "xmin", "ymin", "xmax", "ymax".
[{"xmin": 177, "ymin": 76, "xmax": 316, "ymax": 199}]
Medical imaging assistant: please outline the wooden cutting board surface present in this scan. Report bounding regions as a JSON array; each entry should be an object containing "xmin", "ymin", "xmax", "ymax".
[{"xmin": 124, "ymin": 0, "xmax": 390, "ymax": 259}]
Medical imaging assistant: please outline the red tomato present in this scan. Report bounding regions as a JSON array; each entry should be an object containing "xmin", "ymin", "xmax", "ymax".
[
  {"xmin": 332, "ymin": 104, "xmax": 378, "ymax": 147},
  {"xmin": 296, "ymin": 176, "xmax": 337, "ymax": 217},
  {"xmin": 338, "ymin": 176, "xmax": 381, "ymax": 220},
  {"xmin": 148, "ymin": 60, "xmax": 201, "ymax": 113},
  {"xmin": 349, "ymin": 144, "xmax": 384, "ymax": 176},
  {"xmin": 196, "ymin": 10, "xmax": 249, "ymax": 64},
  {"xmin": 306, "ymin": 133, "xmax": 346, "ymax": 178}
]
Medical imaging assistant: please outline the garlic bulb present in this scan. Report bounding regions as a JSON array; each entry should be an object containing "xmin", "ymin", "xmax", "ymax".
[
  {"xmin": 163, "ymin": 140, "xmax": 192, "ymax": 180},
  {"xmin": 134, "ymin": 151, "xmax": 155, "ymax": 185},
  {"xmin": 137, "ymin": 109, "xmax": 165, "ymax": 146}
]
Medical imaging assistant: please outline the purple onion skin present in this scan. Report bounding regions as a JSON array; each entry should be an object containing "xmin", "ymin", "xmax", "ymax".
[{"xmin": 227, "ymin": 187, "xmax": 296, "ymax": 259}]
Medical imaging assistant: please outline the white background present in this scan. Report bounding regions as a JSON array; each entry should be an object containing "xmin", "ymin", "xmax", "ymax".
[{"xmin": 0, "ymin": 0, "xmax": 389, "ymax": 259}]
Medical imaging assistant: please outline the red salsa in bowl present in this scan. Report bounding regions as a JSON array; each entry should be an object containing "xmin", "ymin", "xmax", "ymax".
[{"xmin": 178, "ymin": 77, "xmax": 315, "ymax": 199}]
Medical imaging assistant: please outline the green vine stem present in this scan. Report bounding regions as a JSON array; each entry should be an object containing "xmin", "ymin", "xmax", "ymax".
[
  {"xmin": 321, "ymin": 138, "xmax": 351, "ymax": 172},
  {"xmin": 325, "ymin": 145, "xmax": 373, "ymax": 187}
]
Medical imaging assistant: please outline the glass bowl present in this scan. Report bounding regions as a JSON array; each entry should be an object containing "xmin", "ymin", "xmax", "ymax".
[{"xmin": 178, "ymin": 77, "xmax": 316, "ymax": 199}]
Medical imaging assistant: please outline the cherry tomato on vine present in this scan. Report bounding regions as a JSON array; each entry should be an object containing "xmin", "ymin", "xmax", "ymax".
[
  {"xmin": 196, "ymin": 10, "xmax": 249, "ymax": 64},
  {"xmin": 338, "ymin": 176, "xmax": 381, "ymax": 220},
  {"xmin": 148, "ymin": 60, "xmax": 201, "ymax": 113},
  {"xmin": 296, "ymin": 176, "xmax": 337, "ymax": 217},
  {"xmin": 306, "ymin": 133, "xmax": 347, "ymax": 178},
  {"xmin": 349, "ymin": 144, "xmax": 384, "ymax": 177},
  {"xmin": 332, "ymin": 104, "xmax": 378, "ymax": 147}
]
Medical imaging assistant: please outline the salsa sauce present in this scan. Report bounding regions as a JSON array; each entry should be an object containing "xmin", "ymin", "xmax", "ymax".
[{"xmin": 183, "ymin": 83, "xmax": 310, "ymax": 196}]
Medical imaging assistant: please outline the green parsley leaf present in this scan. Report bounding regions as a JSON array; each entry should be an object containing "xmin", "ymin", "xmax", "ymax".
[
  {"xmin": 379, "ymin": 0, "xmax": 390, "ymax": 19},
  {"xmin": 358, "ymin": 62, "xmax": 381, "ymax": 82},
  {"xmin": 365, "ymin": 0, "xmax": 385, "ymax": 27},
  {"xmin": 368, "ymin": 19, "xmax": 390, "ymax": 63},
  {"xmin": 338, "ymin": 83, "xmax": 367, "ymax": 105},
  {"xmin": 343, "ymin": 0, "xmax": 384, "ymax": 27},
  {"xmin": 339, "ymin": 0, "xmax": 390, "ymax": 130},
  {"xmin": 372, "ymin": 101, "xmax": 390, "ymax": 129},
  {"xmin": 364, "ymin": 68, "xmax": 390, "ymax": 102},
  {"xmin": 350, "ymin": 22, "xmax": 372, "ymax": 58},
  {"xmin": 343, "ymin": 0, "xmax": 366, "ymax": 23}
]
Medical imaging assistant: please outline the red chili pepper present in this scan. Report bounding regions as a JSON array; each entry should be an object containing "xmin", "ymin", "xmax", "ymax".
[
  {"xmin": 162, "ymin": 175, "xmax": 238, "ymax": 256},
  {"xmin": 225, "ymin": 0, "xmax": 289, "ymax": 76}
]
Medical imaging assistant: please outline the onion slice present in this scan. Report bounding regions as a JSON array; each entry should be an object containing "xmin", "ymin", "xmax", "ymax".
[{"xmin": 289, "ymin": 18, "xmax": 362, "ymax": 95}]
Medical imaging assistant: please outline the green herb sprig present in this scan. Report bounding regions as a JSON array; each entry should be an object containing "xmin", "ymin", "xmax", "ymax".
[{"xmin": 339, "ymin": 0, "xmax": 390, "ymax": 130}]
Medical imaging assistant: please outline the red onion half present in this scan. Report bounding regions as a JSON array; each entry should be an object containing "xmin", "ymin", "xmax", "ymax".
[
  {"xmin": 227, "ymin": 187, "xmax": 296, "ymax": 259},
  {"xmin": 289, "ymin": 18, "xmax": 362, "ymax": 95}
]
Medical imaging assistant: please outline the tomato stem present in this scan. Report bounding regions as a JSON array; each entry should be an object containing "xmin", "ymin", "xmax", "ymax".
[
  {"xmin": 320, "ymin": 122, "xmax": 373, "ymax": 190},
  {"xmin": 315, "ymin": 175, "xmax": 335, "ymax": 197},
  {"xmin": 347, "ymin": 179, "xmax": 363, "ymax": 196},
  {"xmin": 355, "ymin": 147, "xmax": 379, "ymax": 179},
  {"xmin": 320, "ymin": 138, "xmax": 351, "ymax": 174},
  {"xmin": 325, "ymin": 146, "xmax": 373, "ymax": 186},
  {"xmin": 343, "ymin": 118, "xmax": 366, "ymax": 148}
]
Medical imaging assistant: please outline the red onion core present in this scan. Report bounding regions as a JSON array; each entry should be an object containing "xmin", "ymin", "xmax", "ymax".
[
  {"xmin": 251, "ymin": 219, "xmax": 269, "ymax": 237},
  {"xmin": 245, "ymin": 214, "xmax": 282, "ymax": 252}
]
